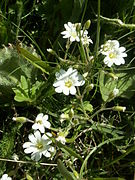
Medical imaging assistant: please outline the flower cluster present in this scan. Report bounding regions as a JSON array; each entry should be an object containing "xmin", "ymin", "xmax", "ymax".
[
  {"xmin": 100, "ymin": 40, "xmax": 127, "ymax": 67},
  {"xmin": 61, "ymin": 22, "xmax": 93, "ymax": 45},
  {"xmin": 53, "ymin": 67, "xmax": 85, "ymax": 95},
  {"xmin": 13, "ymin": 112, "xmax": 68, "ymax": 162},
  {"xmin": 22, "ymin": 113, "xmax": 54, "ymax": 161}
]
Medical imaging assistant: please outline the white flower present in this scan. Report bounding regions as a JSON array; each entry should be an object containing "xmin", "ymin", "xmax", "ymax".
[
  {"xmin": 103, "ymin": 47, "xmax": 127, "ymax": 67},
  {"xmin": 61, "ymin": 22, "xmax": 80, "ymax": 42},
  {"xmin": 23, "ymin": 131, "xmax": 54, "ymax": 161},
  {"xmin": 56, "ymin": 135, "xmax": 66, "ymax": 144},
  {"xmin": 53, "ymin": 67, "xmax": 85, "ymax": 95},
  {"xmin": 100, "ymin": 40, "xmax": 127, "ymax": 67},
  {"xmin": 80, "ymin": 30, "xmax": 93, "ymax": 45},
  {"xmin": 100, "ymin": 40, "xmax": 120, "ymax": 55},
  {"xmin": 0, "ymin": 174, "xmax": 12, "ymax": 180},
  {"xmin": 32, "ymin": 113, "xmax": 51, "ymax": 133}
]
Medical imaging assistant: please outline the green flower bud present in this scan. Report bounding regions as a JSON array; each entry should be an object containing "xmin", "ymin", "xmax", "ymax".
[
  {"xmin": 12, "ymin": 117, "xmax": 27, "ymax": 123},
  {"xmin": 86, "ymin": 84, "xmax": 94, "ymax": 92},
  {"xmin": 47, "ymin": 48, "xmax": 56, "ymax": 55},
  {"xmin": 112, "ymin": 106, "xmax": 126, "ymax": 112},
  {"xmin": 60, "ymin": 113, "xmax": 70, "ymax": 123},
  {"xmin": 108, "ymin": 88, "xmax": 119, "ymax": 99},
  {"xmin": 69, "ymin": 108, "xmax": 74, "ymax": 118},
  {"xmin": 84, "ymin": 20, "xmax": 91, "ymax": 30},
  {"xmin": 76, "ymin": 23, "xmax": 81, "ymax": 32}
]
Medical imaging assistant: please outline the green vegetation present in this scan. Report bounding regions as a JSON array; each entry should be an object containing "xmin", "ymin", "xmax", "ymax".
[{"xmin": 0, "ymin": 0, "xmax": 135, "ymax": 179}]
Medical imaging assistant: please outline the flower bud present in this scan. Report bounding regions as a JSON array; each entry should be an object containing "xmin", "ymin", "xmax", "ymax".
[
  {"xmin": 12, "ymin": 117, "xmax": 27, "ymax": 123},
  {"xmin": 60, "ymin": 113, "xmax": 69, "ymax": 123},
  {"xmin": 69, "ymin": 108, "xmax": 74, "ymax": 118},
  {"xmin": 108, "ymin": 88, "xmax": 119, "ymax": 99},
  {"xmin": 47, "ymin": 48, "xmax": 55, "ymax": 55},
  {"xmin": 112, "ymin": 106, "xmax": 126, "ymax": 112},
  {"xmin": 86, "ymin": 84, "xmax": 94, "ymax": 92},
  {"xmin": 84, "ymin": 20, "xmax": 91, "ymax": 30},
  {"xmin": 76, "ymin": 23, "xmax": 81, "ymax": 32}
]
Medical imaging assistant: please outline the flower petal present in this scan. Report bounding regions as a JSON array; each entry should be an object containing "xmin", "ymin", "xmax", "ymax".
[
  {"xmin": 63, "ymin": 87, "xmax": 70, "ymax": 95},
  {"xmin": 69, "ymin": 86, "xmax": 76, "ymax": 95}
]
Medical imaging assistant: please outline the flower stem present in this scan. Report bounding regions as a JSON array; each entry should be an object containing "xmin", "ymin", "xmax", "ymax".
[
  {"xmin": 81, "ymin": 0, "xmax": 88, "ymax": 24},
  {"xmin": 0, "ymin": 157, "xmax": 57, "ymax": 166},
  {"xmin": 95, "ymin": 0, "xmax": 101, "ymax": 59}
]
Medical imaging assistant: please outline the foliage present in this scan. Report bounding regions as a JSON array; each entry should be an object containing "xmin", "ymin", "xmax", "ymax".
[{"xmin": 0, "ymin": 0, "xmax": 135, "ymax": 180}]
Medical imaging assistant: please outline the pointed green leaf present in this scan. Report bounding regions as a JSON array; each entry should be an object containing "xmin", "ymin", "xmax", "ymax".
[
  {"xmin": 99, "ymin": 70, "xmax": 135, "ymax": 101},
  {"xmin": 18, "ymin": 47, "xmax": 49, "ymax": 74},
  {"xmin": 20, "ymin": 75, "xmax": 28, "ymax": 90}
]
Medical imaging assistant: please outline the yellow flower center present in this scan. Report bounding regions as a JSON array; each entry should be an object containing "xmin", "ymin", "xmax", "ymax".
[
  {"xmin": 71, "ymin": 31, "xmax": 77, "ymax": 38},
  {"xmin": 36, "ymin": 142, "xmax": 43, "ymax": 149},
  {"xmin": 37, "ymin": 120, "xmax": 42, "ymax": 124},
  {"xmin": 65, "ymin": 79, "xmax": 73, "ymax": 88},
  {"xmin": 109, "ymin": 52, "xmax": 116, "ymax": 59}
]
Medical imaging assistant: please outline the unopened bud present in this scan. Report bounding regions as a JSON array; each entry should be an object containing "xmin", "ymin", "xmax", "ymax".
[
  {"xmin": 108, "ymin": 88, "xmax": 119, "ymax": 99},
  {"xmin": 60, "ymin": 113, "xmax": 69, "ymax": 123},
  {"xmin": 84, "ymin": 20, "xmax": 91, "ymax": 30},
  {"xmin": 12, "ymin": 117, "xmax": 27, "ymax": 123},
  {"xmin": 112, "ymin": 106, "xmax": 126, "ymax": 112},
  {"xmin": 76, "ymin": 23, "xmax": 81, "ymax": 32},
  {"xmin": 69, "ymin": 108, "xmax": 74, "ymax": 118},
  {"xmin": 86, "ymin": 84, "xmax": 94, "ymax": 91},
  {"xmin": 47, "ymin": 48, "xmax": 55, "ymax": 55}
]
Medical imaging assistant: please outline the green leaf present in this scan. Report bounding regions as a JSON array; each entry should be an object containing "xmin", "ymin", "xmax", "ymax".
[
  {"xmin": 57, "ymin": 159, "xmax": 75, "ymax": 180},
  {"xmin": 91, "ymin": 122, "xmax": 124, "ymax": 137},
  {"xmin": 18, "ymin": 47, "xmax": 49, "ymax": 74},
  {"xmin": 0, "ymin": 44, "xmax": 38, "ymax": 104},
  {"xmin": 12, "ymin": 76, "xmax": 44, "ymax": 103},
  {"xmin": 20, "ymin": 75, "xmax": 29, "ymax": 90},
  {"xmin": 99, "ymin": 70, "xmax": 135, "ymax": 101}
]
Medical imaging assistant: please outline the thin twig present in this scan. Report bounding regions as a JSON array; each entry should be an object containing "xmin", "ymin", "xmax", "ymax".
[{"xmin": 99, "ymin": 15, "xmax": 135, "ymax": 29}]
